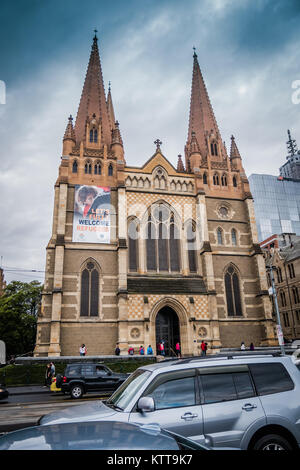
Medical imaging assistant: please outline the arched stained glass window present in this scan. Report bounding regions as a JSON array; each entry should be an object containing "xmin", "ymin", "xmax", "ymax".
[
  {"xmin": 108, "ymin": 164, "xmax": 113, "ymax": 176},
  {"xmin": 213, "ymin": 173, "xmax": 219, "ymax": 185},
  {"xmin": 217, "ymin": 228, "xmax": 223, "ymax": 245},
  {"xmin": 225, "ymin": 265, "xmax": 243, "ymax": 317},
  {"xmin": 221, "ymin": 174, "xmax": 227, "ymax": 186},
  {"xmin": 72, "ymin": 160, "xmax": 78, "ymax": 173},
  {"xmin": 128, "ymin": 219, "xmax": 139, "ymax": 272},
  {"xmin": 84, "ymin": 161, "xmax": 92, "ymax": 174},
  {"xmin": 89, "ymin": 128, "xmax": 98, "ymax": 143},
  {"xmin": 231, "ymin": 229, "xmax": 237, "ymax": 246},
  {"xmin": 187, "ymin": 223, "xmax": 197, "ymax": 273},
  {"xmin": 80, "ymin": 261, "xmax": 99, "ymax": 317},
  {"xmin": 158, "ymin": 223, "xmax": 168, "ymax": 271},
  {"xmin": 145, "ymin": 205, "xmax": 181, "ymax": 273},
  {"xmin": 94, "ymin": 162, "xmax": 101, "ymax": 175},
  {"xmin": 170, "ymin": 223, "xmax": 180, "ymax": 272},
  {"xmin": 146, "ymin": 220, "xmax": 157, "ymax": 271},
  {"xmin": 203, "ymin": 173, "xmax": 208, "ymax": 184},
  {"xmin": 233, "ymin": 176, "xmax": 237, "ymax": 187}
]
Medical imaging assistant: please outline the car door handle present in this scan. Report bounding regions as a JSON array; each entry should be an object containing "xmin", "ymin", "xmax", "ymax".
[
  {"xmin": 242, "ymin": 403, "xmax": 257, "ymax": 411},
  {"xmin": 181, "ymin": 412, "xmax": 198, "ymax": 420}
]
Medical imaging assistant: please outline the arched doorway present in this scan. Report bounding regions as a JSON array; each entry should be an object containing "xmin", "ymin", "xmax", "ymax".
[{"xmin": 155, "ymin": 306, "xmax": 180, "ymax": 356}]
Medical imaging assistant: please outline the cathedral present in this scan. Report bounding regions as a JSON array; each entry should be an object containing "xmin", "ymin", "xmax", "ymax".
[{"xmin": 34, "ymin": 33, "xmax": 277, "ymax": 357}]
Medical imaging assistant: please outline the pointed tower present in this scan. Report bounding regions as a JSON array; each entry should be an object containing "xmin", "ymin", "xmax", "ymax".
[
  {"xmin": 111, "ymin": 120, "xmax": 125, "ymax": 161},
  {"xmin": 230, "ymin": 135, "xmax": 246, "ymax": 177},
  {"xmin": 74, "ymin": 32, "xmax": 111, "ymax": 147},
  {"xmin": 107, "ymin": 82, "xmax": 116, "ymax": 132},
  {"xmin": 177, "ymin": 154, "xmax": 185, "ymax": 172},
  {"xmin": 62, "ymin": 115, "xmax": 76, "ymax": 155},
  {"xmin": 185, "ymin": 49, "xmax": 226, "ymax": 171}
]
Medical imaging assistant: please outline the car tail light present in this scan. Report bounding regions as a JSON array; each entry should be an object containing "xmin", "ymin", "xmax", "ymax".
[{"xmin": 63, "ymin": 376, "xmax": 67, "ymax": 383}]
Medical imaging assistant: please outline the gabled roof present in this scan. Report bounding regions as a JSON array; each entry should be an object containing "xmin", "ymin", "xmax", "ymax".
[{"xmin": 125, "ymin": 150, "xmax": 188, "ymax": 177}]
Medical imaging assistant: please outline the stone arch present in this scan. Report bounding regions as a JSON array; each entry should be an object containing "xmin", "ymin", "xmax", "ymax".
[
  {"xmin": 149, "ymin": 297, "xmax": 190, "ymax": 356},
  {"xmin": 79, "ymin": 258, "xmax": 103, "ymax": 318},
  {"xmin": 150, "ymin": 297, "xmax": 188, "ymax": 326}
]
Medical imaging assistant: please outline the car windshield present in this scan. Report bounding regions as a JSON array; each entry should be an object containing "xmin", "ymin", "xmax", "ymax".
[{"xmin": 106, "ymin": 369, "xmax": 151, "ymax": 410}]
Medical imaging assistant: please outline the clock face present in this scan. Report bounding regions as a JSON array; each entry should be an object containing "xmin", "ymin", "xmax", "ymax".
[{"xmin": 198, "ymin": 327, "xmax": 207, "ymax": 338}]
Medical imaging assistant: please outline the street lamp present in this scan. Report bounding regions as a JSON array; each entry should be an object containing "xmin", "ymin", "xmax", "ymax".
[{"xmin": 266, "ymin": 258, "xmax": 285, "ymax": 356}]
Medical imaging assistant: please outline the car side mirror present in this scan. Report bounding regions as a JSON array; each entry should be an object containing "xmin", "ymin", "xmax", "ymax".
[
  {"xmin": 137, "ymin": 396, "xmax": 155, "ymax": 413},
  {"xmin": 107, "ymin": 371, "xmax": 112, "ymax": 376}
]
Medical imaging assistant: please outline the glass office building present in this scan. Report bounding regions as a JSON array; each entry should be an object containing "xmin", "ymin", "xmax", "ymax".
[{"xmin": 249, "ymin": 174, "xmax": 300, "ymax": 242}]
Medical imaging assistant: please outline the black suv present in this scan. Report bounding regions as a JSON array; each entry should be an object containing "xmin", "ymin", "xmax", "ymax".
[{"xmin": 56, "ymin": 363, "xmax": 129, "ymax": 399}]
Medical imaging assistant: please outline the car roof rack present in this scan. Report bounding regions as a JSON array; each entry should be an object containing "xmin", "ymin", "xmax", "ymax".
[{"xmin": 160, "ymin": 351, "xmax": 284, "ymax": 366}]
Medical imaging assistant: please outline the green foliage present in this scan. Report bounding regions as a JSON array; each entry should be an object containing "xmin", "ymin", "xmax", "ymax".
[
  {"xmin": 0, "ymin": 360, "xmax": 154, "ymax": 386},
  {"xmin": 0, "ymin": 280, "xmax": 43, "ymax": 358}
]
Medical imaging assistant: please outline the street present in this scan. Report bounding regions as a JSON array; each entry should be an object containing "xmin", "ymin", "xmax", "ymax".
[{"xmin": 0, "ymin": 388, "xmax": 110, "ymax": 434}]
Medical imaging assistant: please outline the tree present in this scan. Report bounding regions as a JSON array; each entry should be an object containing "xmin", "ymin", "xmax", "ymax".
[{"xmin": 0, "ymin": 280, "xmax": 43, "ymax": 358}]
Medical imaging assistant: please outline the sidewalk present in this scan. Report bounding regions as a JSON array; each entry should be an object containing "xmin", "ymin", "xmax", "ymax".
[{"xmin": 6, "ymin": 385, "xmax": 52, "ymax": 396}]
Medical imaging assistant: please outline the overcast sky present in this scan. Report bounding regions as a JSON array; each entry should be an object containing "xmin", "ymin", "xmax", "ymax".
[{"xmin": 1, "ymin": 0, "xmax": 300, "ymax": 284}]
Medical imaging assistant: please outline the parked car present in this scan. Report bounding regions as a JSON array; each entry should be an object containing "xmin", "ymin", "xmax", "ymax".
[
  {"xmin": 0, "ymin": 420, "xmax": 209, "ymax": 450},
  {"xmin": 40, "ymin": 353, "xmax": 300, "ymax": 450},
  {"xmin": 0, "ymin": 384, "xmax": 8, "ymax": 400},
  {"xmin": 291, "ymin": 339, "xmax": 300, "ymax": 349},
  {"xmin": 55, "ymin": 363, "xmax": 129, "ymax": 399}
]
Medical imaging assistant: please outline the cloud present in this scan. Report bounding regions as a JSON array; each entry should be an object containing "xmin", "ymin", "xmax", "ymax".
[{"xmin": 1, "ymin": 0, "xmax": 300, "ymax": 283}]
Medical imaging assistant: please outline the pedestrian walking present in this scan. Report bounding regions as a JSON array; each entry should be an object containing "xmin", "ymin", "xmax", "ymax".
[
  {"xmin": 79, "ymin": 344, "xmax": 87, "ymax": 356},
  {"xmin": 250, "ymin": 342, "xmax": 255, "ymax": 351},
  {"xmin": 139, "ymin": 345, "xmax": 145, "ymax": 355},
  {"xmin": 147, "ymin": 345, "xmax": 153, "ymax": 355},
  {"xmin": 240, "ymin": 341, "xmax": 246, "ymax": 351},
  {"xmin": 115, "ymin": 343, "xmax": 120, "ymax": 356},
  {"xmin": 128, "ymin": 346, "xmax": 134, "ymax": 356},
  {"xmin": 175, "ymin": 342, "xmax": 181, "ymax": 358},
  {"xmin": 160, "ymin": 341, "xmax": 165, "ymax": 356},
  {"xmin": 201, "ymin": 340, "xmax": 206, "ymax": 356}
]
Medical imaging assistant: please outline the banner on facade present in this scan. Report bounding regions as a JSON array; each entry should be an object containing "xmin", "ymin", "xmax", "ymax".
[{"xmin": 72, "ymin": 185, "xmax": 111, "ymax": 243}]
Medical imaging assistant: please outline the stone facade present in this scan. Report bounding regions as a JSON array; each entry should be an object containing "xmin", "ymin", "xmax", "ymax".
[
  {"xmin": 34, "ymin": 35, "xmax": 277, "ymax": 357},
  {"xmin": 264, "ymin": 235, "xmax": 300, "ymax": 340}
]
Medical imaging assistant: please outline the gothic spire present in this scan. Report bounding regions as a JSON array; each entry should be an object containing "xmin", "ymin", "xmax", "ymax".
[
  {"xmin": 186, "ymin": 49, "xmax": 223, "ymax": 158},
  {"xmin": 74, "ymin": 33, "xmax": 111, "ymax": 146},
  {"xmin": 177, "ymin": 154, "xmax": 185, "ymax": 172},
  {"xmin": 230, "ymin": 135, "xmax": 242, "ymax": 159},
  {"xmin": 63, "ymin": 115, "xmax": 76, "ymax": 141},
  {"xmin": 107, "ymin": 82, "xmax": 116, "ymax": 131}
]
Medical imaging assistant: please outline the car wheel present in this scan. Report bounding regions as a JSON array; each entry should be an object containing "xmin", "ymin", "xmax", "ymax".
[
  {"xmin": 71, "ymin": 384, "xmax": 84, "ymax": 399},
  {"xmin": 252, "ymin": 434, "xmax": 293, "ymax": 450}
]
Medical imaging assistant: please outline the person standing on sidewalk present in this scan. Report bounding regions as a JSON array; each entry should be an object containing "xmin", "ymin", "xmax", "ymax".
[
  {"xmin": 50, "ymin": 362, "xmax": 55, "ymax": 377},
  {"xmin": 79, "ymin": 344, "xmax": 87, "ymax": 356},
  {"xmin": 201, "ymin": 340, "xmax": 206, "ymax": 356},
  {"xmin": 175, "ymin": 342, "xmax": 181, "ymax": 358},
  {"xmin": 45, "ymin": 363, "xmax": 52, "ymax": 387}
]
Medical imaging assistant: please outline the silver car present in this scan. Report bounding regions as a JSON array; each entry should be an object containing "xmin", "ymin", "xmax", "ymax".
[
  {"xmin": 40, "ymin": 353, "xmax": 300, "ymax": 450},
  {"xmin": 0, "ymin": 421, "xmax": 208, "ymax": 450}
]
